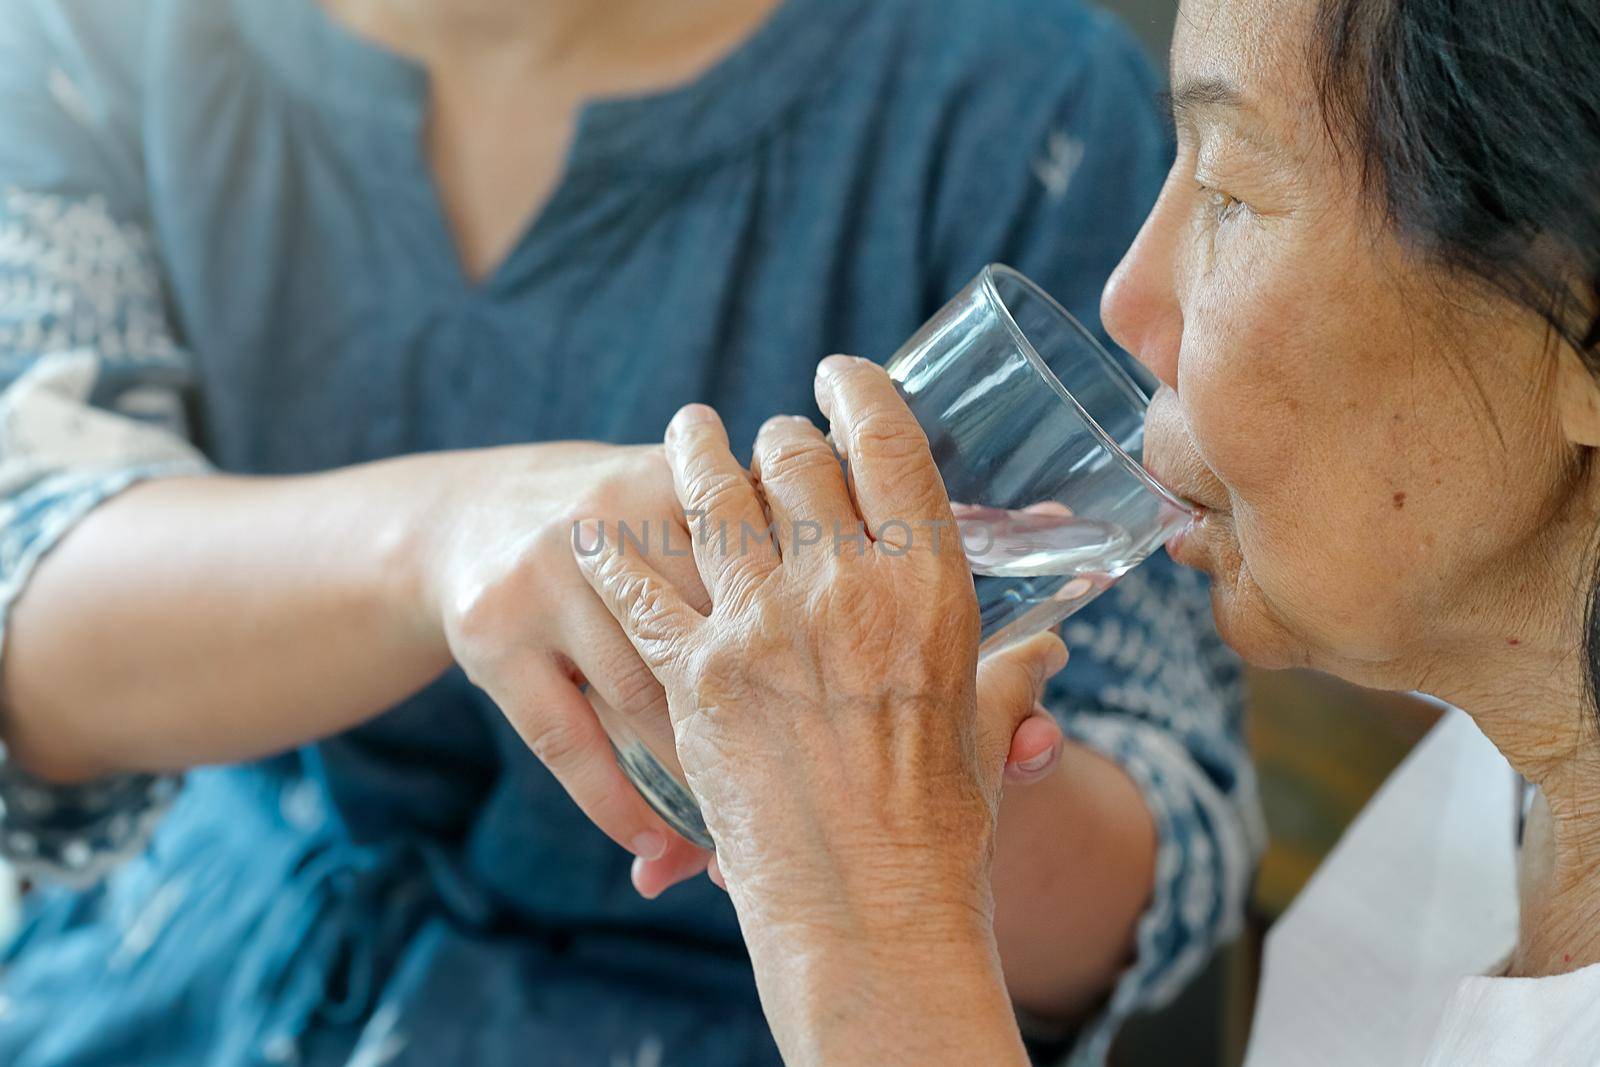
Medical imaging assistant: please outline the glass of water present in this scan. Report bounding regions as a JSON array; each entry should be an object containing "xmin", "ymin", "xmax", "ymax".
[{"xmin": 594, "ymin": 263, "xmax": 1195, "ymax": 851}]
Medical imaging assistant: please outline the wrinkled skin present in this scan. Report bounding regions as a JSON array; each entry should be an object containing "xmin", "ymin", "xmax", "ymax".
[
  {"xmin": 421, "ymin": 432, "xmax": 1064, "ymax": 899},
  {"xmin": 1103, "ymin": 0, "xmax": 1600, "ymax": 980},
  {"xmin": 1103, "ymin": 0, "xmax": 1600, "ymax": 711},
  {"xmin": 575, "ymin": 357, "xmax": 1068, "ymax": 934}
]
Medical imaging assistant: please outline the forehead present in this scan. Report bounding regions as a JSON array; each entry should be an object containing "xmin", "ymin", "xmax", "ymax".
[{"xmin": 1172, "ymin": 0, "xmax": 1323, "ymax": 118}]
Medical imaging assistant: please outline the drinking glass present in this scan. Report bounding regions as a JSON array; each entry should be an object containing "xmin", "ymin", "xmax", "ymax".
[{"xmin": 593, "ymin": 264, "xmax": 1195, "ymax": 850}]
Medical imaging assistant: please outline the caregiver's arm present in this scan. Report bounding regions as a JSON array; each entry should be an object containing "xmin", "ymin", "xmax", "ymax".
[
  {"xmin": 0, "ymin": 443, "xmax": 712, "ymax": 865},
  {"xmin": 992, "ymin": 744, "xmax": 1156, "ymax": 1017},
  {"xmin": 0, "ymin": 1, "xmax": 715, "ymax": 883},
  {"xmin": 4, "ymin": 455, "xmax": 463, "ymax": 778},
  {"xmin": 0, "ymin": 194, "xmax": 712, "ymax": 876},
  {"xmin": 989, "ymin": 550, "xmax": 1258, "ymax": 1035}
]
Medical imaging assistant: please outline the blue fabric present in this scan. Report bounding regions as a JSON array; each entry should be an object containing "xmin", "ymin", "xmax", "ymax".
[{"xmin": 0, "ymin": 0, "xmax": 1256, "ymax": 1063}]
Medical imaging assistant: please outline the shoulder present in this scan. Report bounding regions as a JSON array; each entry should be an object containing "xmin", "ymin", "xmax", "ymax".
[
  {"xmin": 0, "ymin": 1, "xmax": 165, "ymax": 208},
  {"xmin": 0, "ymin": 0, "xmax": 148, "ymax": 74},
  {"xmin": 0, "ymin": 0, "xmax": 242, "ymax": 102},
  {"xmin": 874, "ymin": 0, "xmax": 1160, "ymax": 105},
  {"xmin": 842, "ymin": 0, "xmax": 1167, "ymax": 193}
]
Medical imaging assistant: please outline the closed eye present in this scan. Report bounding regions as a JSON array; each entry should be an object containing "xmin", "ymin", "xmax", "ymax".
[{"xmin": 1198, "ymin": 184, "xmax": 1247, "ymax": 225}]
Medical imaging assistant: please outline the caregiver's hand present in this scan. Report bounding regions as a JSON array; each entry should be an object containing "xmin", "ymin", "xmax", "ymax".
[
  {"xmin": 574, "ymin": 357, "xmax": 1064, "ymax": 1066},
  {"xmin": 415, "ymin": 442, "xmax": 711, "ymax": 882}
]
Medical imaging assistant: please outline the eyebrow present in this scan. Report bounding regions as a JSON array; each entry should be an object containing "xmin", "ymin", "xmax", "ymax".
[{"xmin": 1161, "ymin": 77, "xmax": 1248, "ymax": 122}]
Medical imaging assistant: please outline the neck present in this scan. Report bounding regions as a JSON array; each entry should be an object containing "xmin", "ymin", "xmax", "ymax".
[
  {"xmin": 388, "ymin": 0, "xmax": 657, "ymax": 49},
  {"xmin": 1423, "ymin": 487, "xmax": 1600, "ymax": 977},
  {"xmin": 1438, "ymin": 653, "xmax": 1600, "ymax": 977},
  {"xmin": 1511, "ymin": 785, "xmax": 1600, "ymax": 976},
  {"xmin": 331, "ymin": 0, "xmax": 779, "ymax": 68}
]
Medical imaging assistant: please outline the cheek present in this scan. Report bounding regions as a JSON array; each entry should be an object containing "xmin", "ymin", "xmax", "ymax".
[
  {"xmin": 1173, "ymin": 247, "xmax": 1443, "ymax": 659},
  {"xmin": 1176, "ymin": 261, "xmax": 1321, "ymax": 515}
]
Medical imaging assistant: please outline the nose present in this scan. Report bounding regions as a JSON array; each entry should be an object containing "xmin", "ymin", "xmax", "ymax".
[{"xmin": 1101, "ymin": 181, "xmax": 1183, "ymax": 391}]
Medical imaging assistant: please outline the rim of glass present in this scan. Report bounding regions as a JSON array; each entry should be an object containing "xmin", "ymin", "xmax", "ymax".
[{"xmin": 979, "ymin": 264, "xmax": 1193, "ymax": 514}]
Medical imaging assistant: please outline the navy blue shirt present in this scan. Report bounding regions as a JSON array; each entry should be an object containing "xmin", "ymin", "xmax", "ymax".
[{"xmin": 0, "ymin": 0, "xmax": 1257, "ymax": 1063}]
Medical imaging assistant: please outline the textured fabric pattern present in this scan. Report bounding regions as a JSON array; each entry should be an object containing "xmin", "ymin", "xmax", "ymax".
[
  {"xmin": 0, "ymin": 188, "xmax": 208, "ymax": 883},
  {"xmin": 0, "ymin": 0, "xmax": 1259, "ymax": 1064}
]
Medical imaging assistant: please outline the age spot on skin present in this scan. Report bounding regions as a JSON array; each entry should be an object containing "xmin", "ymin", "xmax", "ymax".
[
  {"xmin": 1509, "ymin": 638, "xmax": 1522, "ymax": 647},
  {"xmin": 1393, "ymin": 492, "xmax": 1407, "ymax": 510}
]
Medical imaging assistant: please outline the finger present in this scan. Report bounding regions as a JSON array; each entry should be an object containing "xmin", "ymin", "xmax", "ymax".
[
  {"xmin": 623, "ymin": 446, "xmax": 714, "ymax": 615},
  {"xmin": 749, "ymin": 415, "xmax": 856, "ymax": 568},
  {"xmin": 491, "ymin": 659, "xmax": 691, "ymax": 861},
  {"xmin": 975, "ymin": 631, "xmax": 1070, "ymax": 773},
  {"xmin": 1004, "ymin": 708, "xmax": 1065, "ymax": 786},
  {"xmin": 573, "ymin": 518, "xmax": 702, "ymax": 685},
  {"xmin": 813, "ymin": 356, "xmax": 950, "ymax": 544},
  {"xmin": 950, "ymin": 502, "xmax": 1073, "ymax": 522},
  {"xmin": 656, "ymin": 510, "xmax": 715, "ymax": 616},
  {"xmin": 632, "ymin": 848, "xmax": 713, "ymax": 900},
  {"xmin": 664, "ymin": 405, "xmax": 780, "ymax": 604},
  {"xmin": 706, "ymin": 854, "xmax": 726, "ymax": 891},
  {"xmin": 565, "ymin": 603, "xmax": 673, "ymax": 733}
]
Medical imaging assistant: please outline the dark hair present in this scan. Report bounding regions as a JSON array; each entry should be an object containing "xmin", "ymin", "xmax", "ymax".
[{"xmin": 1311, "ymin": 0, "xmax": 1600, "ymax": 715}]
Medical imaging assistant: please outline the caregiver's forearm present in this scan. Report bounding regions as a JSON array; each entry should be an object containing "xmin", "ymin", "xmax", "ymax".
[
  {"xmin": 0, "ymin": 459, "xmax": 452, "ymax": 782},
  {"xmin": 992, "ymin": 740, "xmax": 1157, "ymax": 1019}
]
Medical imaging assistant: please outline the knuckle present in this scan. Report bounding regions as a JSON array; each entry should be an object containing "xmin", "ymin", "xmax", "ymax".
[
  {"xmin": 450, "ymin": 573, "xmax": 521, "ymax": 652},
  {"xmin": 980, "ymin": 657, "xmax": 1031, "ymax": 708},
  {"xmin": 625, "ymin": 577, "xmax": 680, "ymax": 643},
  {"xmin": 848, "ymin": 409, "xmax": 929, "ymax": 462},
  {"xmin": 691, "ymin": 641, "xmax": 752, "ymax": 706},
  {"xmin": 577, "ymin": 468, "xmax": 631, "ymax": 516},
  {"xmin": 757, "ymin": 435, "xmax": 835, "ymax": 485},
  {"xmin": 686, "ymin": 468, "xmax": 750, "ymax": 518},
  {"xmin": 606, "ymin": 654, "xmax": 665, "ymax": 714},
  {"xmin": 527, "ymin": 714, "xmax": 590, "ymax": 770},
  {"xmin": 588, "ymin": 543, "xmax": 632, "ymax": 591}
]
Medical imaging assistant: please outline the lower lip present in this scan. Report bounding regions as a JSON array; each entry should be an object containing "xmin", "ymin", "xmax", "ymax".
[{"xmin": 1165, "ymin": 508, "xmax": 1206, "ymax": 561}]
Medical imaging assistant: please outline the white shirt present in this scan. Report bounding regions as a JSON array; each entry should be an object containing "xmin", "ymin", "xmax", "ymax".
[{"xmin": 1244, "ymin": 707, "xmax": 1600, "ymax": 1066}]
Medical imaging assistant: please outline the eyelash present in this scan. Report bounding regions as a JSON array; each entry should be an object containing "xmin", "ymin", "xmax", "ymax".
[{"xmin": 1197, "ymin": 183, "xmax": 1247, "ymax": 225}]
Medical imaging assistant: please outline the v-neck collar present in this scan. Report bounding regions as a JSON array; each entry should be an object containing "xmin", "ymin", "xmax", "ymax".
[{"xmin": 237, "ymin": 0, "xmax": 869, "ymax": 173}]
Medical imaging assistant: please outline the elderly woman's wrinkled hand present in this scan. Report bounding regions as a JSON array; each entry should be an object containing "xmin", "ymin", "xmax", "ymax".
[{"xmin": 573, "ymin": 356, "xmax": 1068, "ymax": 949}]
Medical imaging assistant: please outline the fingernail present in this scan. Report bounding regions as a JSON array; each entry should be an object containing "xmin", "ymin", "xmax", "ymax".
[
  {"xmin": 632, "ymin": 830, "xmax": 667, "ymax": 861},
  {"xmin": 630, "ymin": 855, "xmax": 662, "ymax": 900},
  {"xmin": 1016, "ymin": 742, "xmax": 1061, "ymax": 775},
  {"xmin": 817, "ymin": 355, "xmax": 854, "ymax": 381},
  {"xmin": 669, "ymin": 404, "xmax": 716, "ymax": 439},
  {"xmin": 1045, "ymin": 640, "xmax": 1070, "ymax": 675}
]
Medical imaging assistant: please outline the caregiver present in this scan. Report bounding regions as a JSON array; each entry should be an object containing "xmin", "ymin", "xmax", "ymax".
[
  {"xmin": 577, "ymin": 0, "xmax": 1600, "ymax": 1061},
  {"xmin": 0, "ymin": 1, "xmax": 1250, "ymax": 1064}
]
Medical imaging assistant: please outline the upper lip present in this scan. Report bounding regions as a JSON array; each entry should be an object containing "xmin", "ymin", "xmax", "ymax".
[{"xmin": 1144, "ymin": 466, "xmax": 1213, "ymax": 515}]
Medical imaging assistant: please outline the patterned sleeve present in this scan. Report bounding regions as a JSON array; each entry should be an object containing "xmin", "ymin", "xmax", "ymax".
[
  {"xmin": 0, "ymin": 0, "xmax": 214, "ymax": 884},
  {"xmin": 1046, "ymin": 556, "xmax": 1263, "ymax": 1066}
]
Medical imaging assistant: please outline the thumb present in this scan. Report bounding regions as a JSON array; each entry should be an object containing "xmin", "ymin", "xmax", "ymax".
[{"xmin": 975, "ymin": 631, "xmax": 1069, "ymax": 776}]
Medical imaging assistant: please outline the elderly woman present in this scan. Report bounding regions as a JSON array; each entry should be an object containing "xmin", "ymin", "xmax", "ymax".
[
  {"xmin": 0, "ymin": 0, "xmax": 1254, "ymax": 1064},
  {"xmin": 577, "ymin": 0, "xmax": 1600, "ymax": 1061}
]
